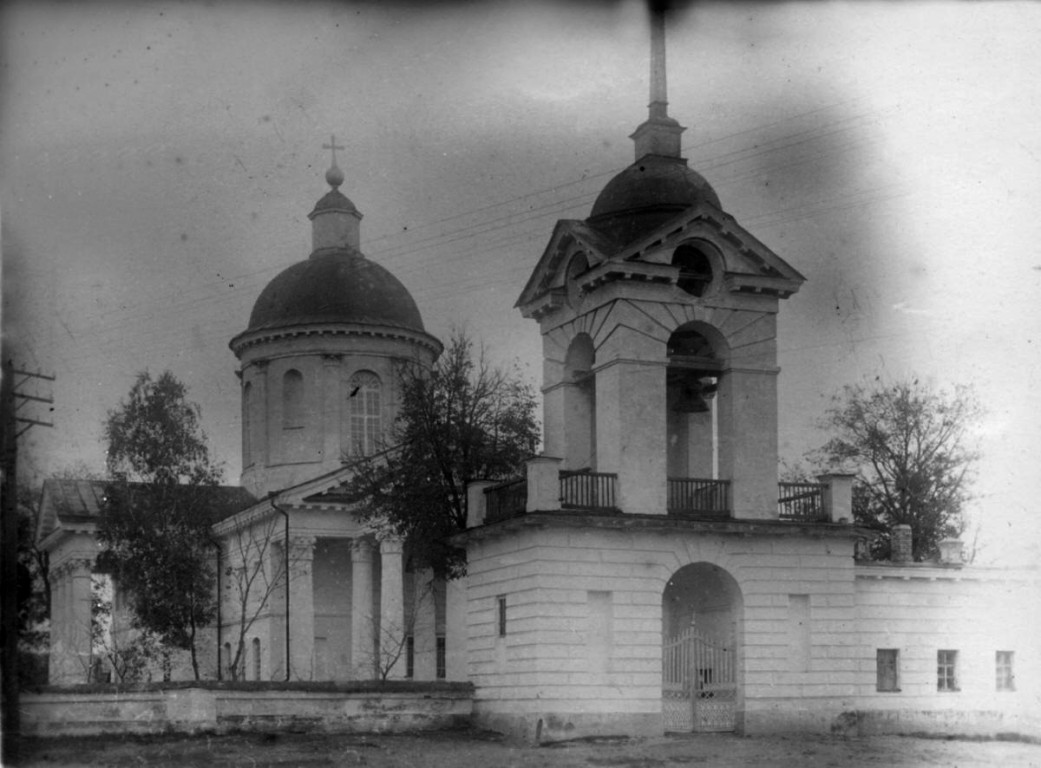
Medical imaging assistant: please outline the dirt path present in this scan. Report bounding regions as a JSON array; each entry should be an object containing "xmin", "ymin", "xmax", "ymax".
[{"xmin": 17, "ymin": 730, "xmax": 1041, "ymax": 768}]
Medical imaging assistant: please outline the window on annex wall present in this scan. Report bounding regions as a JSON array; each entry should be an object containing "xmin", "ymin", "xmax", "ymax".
[
  {"xmin": 937, "ymin": 649, "xmax": 959, "ymax": 692},
  {"xmin": 996, "ymin": 651, "xmax": 1015, "ymax": 692},
  {"xmin": 497, "ymin": 596, "xmax": 507, "ymax": 638},
  {"xmin": 349, "ymin": 371, "xmax": 382, "ymax": 456},
  {"xmin": 282, "ymin": 369, "xmax": 304, "ymax": 429},
  {"xmin": 876, "ymin": 649, "xmax": 899, "ymax": 692},
  {"xmin": 252, "ymin": 638, "xmax": 261, "ymax": 681},
  {"xmin": 405, "ymin": 636, "xmax": 415, "ymax": 679}
]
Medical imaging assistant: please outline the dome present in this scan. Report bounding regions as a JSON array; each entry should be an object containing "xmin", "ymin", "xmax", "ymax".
[
  {"xmin": 587, "ymin": 155, "xmax": 721, "ymax": 245},
  {"xmin": 246, "ymin": 249, "xmax": 425, "ymax": 334}
]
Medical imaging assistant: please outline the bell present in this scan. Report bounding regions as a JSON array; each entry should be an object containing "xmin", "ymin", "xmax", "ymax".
[{"xmin": 672, "ymin": 378, "xmax": 717, "ymax": 413}]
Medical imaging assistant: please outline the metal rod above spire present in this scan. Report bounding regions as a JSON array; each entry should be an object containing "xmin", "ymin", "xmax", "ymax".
[
  {"xmin": 649, "ymin": 3, "xmax": 668, "ymax": 118},
  {"xmin": 630, "ymin": 1, "xmax": 685, "ymax": 160}
]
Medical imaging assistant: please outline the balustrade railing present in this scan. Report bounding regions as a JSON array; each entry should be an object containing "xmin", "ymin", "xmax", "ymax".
[
  {"xmin": 777, "ymin": 482, "xmax": 826, "ymax": 521},
  {"xmin": 560, "ymin": 470, "xmax": 617, "ymax": 510},
  {"xmin": 483, "ymin": 478, "xmax": 527, "ymax": 523},
  {"xmin": 667, "ymin": 478, "xmax": 730, "ymax": 516}
]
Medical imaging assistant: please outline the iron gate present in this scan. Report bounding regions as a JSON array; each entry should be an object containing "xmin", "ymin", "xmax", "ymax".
[{"xmin": 662, "ymin": 626, "xmax": 737, "ymax": 732}]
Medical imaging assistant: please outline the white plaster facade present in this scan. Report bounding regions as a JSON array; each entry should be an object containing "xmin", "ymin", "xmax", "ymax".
[
  {"xmin": 38, "ymin": 158, "xmax": 453, "ymax": 687},
  {"xmin": 452, "ymin": 17, "xmax": 1041, "ymax": 742}
]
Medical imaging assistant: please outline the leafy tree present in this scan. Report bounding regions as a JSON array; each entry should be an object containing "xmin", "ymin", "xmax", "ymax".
[
  {"xmin": 96, "ymin": 371, "xmax": 225, "ymax": 679},
  {"xmin": 347, "ymin": 332, "xmax": 540, "ymax": 578},
  {"xmin": 813, "ymin": 379, "xmax": 981, "ymax": 562},
  {"xmin": 90, "ymin": 575, "xmax": 162, "ymax": 683}
]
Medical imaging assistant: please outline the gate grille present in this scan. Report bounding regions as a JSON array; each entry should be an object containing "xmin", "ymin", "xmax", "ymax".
[{"xmin": 663, "ymin": 626, "xmax": 737, "ymax": 732}]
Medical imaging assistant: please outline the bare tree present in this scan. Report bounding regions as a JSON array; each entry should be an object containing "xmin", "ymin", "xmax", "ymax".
[
  {"xmin": 369, "ymin": 573, "xmax": 434, "ymax": 682},
  {"xmin": 221, "ymin": 515, "xmax": 302, "ymax": 681},
  {"xmin": 813, "ymin": 379, "xmax": 982, "ymax": 561}
]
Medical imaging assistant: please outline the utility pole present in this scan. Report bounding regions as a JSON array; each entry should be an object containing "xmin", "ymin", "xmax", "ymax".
[{"xmin": 2, "ymin": 358, "xmax": 54, "ymax": 764}]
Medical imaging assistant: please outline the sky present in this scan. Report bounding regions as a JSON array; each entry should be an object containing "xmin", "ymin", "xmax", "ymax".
[{"xmin": 2, "ymin": 0, "xmax": 1039, "ymax": 564}]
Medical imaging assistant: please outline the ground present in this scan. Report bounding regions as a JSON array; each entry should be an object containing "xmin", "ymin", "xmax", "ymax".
[{"xmin": 15, "ymin": 730, "xmax": 1041, "ymax": 768}]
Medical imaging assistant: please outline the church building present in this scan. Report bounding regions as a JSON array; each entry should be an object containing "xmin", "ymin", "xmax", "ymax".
[{"xmin": 36, "ymin": 6, "xmax": 1039, "ymax": 742}]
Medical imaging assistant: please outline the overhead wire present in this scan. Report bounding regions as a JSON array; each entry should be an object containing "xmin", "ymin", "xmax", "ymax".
[{"xmin": 51, "ymin": 99, "xmax": 904, "ymax": 376}]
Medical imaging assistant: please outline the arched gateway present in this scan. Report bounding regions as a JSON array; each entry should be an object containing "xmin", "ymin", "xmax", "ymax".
[{"xmin": 662, "ymin": 563, "xmax": 743, "ymax": 732}]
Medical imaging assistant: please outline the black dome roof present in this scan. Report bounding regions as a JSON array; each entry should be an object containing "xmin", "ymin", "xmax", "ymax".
[
  {"xmin": 588, "ymin": 155, "xmax": 721, "ymax": 245},
  {"xmin": 246, "ymin": 249, "xmax": 425, "ymax": 333}
]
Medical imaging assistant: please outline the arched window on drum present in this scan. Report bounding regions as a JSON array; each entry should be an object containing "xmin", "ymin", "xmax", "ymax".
[
  {"xmin": 348, "ymin": 371, "xmax": 382, "ymax": 456},
  {"xmin": 282, "ymin": 369, "xmax": 304, "ymax": 429}
]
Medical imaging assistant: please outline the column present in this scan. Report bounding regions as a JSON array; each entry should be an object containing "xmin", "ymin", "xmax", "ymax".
[
  {"xmin": 413, "ymin": 568, "xmax": 437, "ymax": 680},
  {"xmin": 443, "ymin": 576, "xmax": 467, "ymax": 681},
  {"xmin": 350, "ymin": 537, "xmax": 376, "ymax": 679},
  {"xmin": 287, "ymin": 536, "xmax": 316, "ymax": 680},
  {"xmin": 378, "ymin": 537, "xmax": 405, "ymax": 679},
  {"xmin": 52, "ymin": 559, "xmax": 93, "ymax": 684},
  {"xmin": 47, "ymin": 563, "xmax": 68, "ymax": 683}
]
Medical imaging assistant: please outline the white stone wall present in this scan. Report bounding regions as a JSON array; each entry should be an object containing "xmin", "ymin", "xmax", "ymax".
[
  {"xmin": 849, "ymin": 565, "xmax": 1041, "ymax": 736},
  {"xmin": 21, "ymin": 684, "xmax": 474, "ymax": 737},
  {"xmin": 465, "ymin": 521, "xmax": 860, "ymax": 741}
]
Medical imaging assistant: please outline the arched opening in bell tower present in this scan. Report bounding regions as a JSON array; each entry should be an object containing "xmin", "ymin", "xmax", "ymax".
[
  {"xmin": 666, "ymin": 323, "xmax": 726, "ymax": 514},
  {"xmin": 563, "ymin": 333, "xmax": 596, "ymax": 470}
]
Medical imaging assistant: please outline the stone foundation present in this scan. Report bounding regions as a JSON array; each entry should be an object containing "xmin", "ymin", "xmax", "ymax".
[
  {"xmin": 20, "ymin": 681, "xmax": 473, "ymax": 737},
  {"xmin": 473, "ymin": 703, "xmax": 662, "ymax": 744}
]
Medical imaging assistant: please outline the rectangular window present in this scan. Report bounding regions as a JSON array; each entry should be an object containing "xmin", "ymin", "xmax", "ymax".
[
  {"xmin": 405, "ymin": 635, "xmax": 415, "ymax": 679},
  {"xmin": 876, "ymin": 649, "xmax": 899, "ymax": 692},
  {"xmin": 436, "ymin": 636, "xmax": 446, "ymax": 679},
  {"xmin": 937, "ymin": 649, "xmax": 959, "ymax": 691},
  {"xmin": 497, "ymin": 595, "xmax": 507, "ymax": 637},
  {"xmin": 996, "ymin": 651, "xmax": 1015, "ymax": 691}
]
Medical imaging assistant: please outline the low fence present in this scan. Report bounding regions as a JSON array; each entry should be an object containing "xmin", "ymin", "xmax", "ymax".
[
  {"xmin": 20, "ymin": 681, "xmax": 473, "ymax": 737},
  {"xmin": 777, "ymin": 482, "xmax": 827, "ymax": 521},
  {"xmin": 667, "ymin": 478, "xmax": 730, "ymax": 516},
  {"xmin": 484, "ymin": 478, "xmax": 527, "ymax": 523},
  {"xmin": 560, "ymin": 471, "xmax": 617, "ymax": 510}
]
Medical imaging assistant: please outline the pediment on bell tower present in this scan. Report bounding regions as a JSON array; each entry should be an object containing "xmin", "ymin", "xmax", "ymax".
[
  {"xmin": 618, "ymin": 204, "xmax": 806, "ymax": 299},
  {"xmin": 516, "ymin": 220, "xmax": 621, "ymax": 319}
]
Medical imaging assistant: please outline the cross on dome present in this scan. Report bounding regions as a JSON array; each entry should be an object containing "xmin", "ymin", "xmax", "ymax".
[{"xmin": 323, "ymin": 134, "xmax": 345, "ymax": 189}]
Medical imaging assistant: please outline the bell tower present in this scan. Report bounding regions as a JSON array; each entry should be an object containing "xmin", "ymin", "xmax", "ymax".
[{"xmin": 516, "ymin": 5, "xmax": 805, "ymax": 519}]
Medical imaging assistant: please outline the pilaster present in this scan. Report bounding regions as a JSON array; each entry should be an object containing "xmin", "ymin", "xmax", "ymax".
[
  {"xmin": 320, "ymin": 354, "xmax": 342, "ymax": 467},
  {"xmin": 595, "ymin": 359, "xmax": 667, "ymax": 513},
  {"xmin": 718, "ymin": 367, "xmax": 779, "ymax": 519}
]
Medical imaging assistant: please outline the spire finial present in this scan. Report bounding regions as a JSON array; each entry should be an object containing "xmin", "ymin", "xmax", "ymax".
[
  {"xmin": 323, "ymin": 134, "xmax": 345, "ymax": 189},
  {"xmin": 649, "ymin": 2, "xmax": 668, "ymax": 119},
  {"xmin": 630, "ymin": 1, "xmax": 685, "ymax": 161}
]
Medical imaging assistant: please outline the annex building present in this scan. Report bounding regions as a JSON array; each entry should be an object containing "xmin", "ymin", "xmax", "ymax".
[{"xmin": 36, "ymin": 9, "xmax": 1040, "ymax": 742}]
